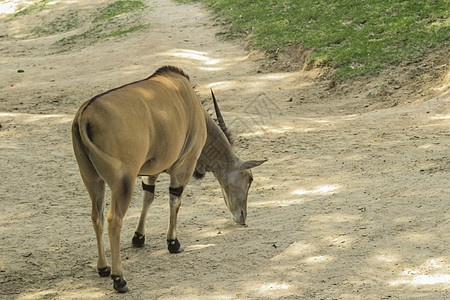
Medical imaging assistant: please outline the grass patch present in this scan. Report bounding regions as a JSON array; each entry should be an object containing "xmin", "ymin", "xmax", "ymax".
[
  {"xmin": 56, "ymin": 23, "xmax": 150, "ymax": 46},
  {"xmin": 8, "ymin": 0, "xmax": 150, "ymax": 50},
  {"xmin": 104, "ymin": 24, "xmax": 150, "ymax": 38},
  {"xmin": 93, "ymin": 0, "xmax": 147, "ymax": 22},
  {"xmin": 51, "ymin": 0, "xmax": 150, "ymax": 50},
  {"xmin": 10, "ymin": 0, "xmax": 50, "ymax": 19},
  {"xmin": 179, "ymin": 0, "xmax": 449, "ymax": 79},
  {"xmin": 31, "ymin": 11, "xmax": 80, "ymax": 37}
]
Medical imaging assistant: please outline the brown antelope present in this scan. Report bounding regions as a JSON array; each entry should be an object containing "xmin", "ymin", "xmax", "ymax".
[{"xmin": 71, "ymin": 66, "xmax": 265, "ymax": 292}]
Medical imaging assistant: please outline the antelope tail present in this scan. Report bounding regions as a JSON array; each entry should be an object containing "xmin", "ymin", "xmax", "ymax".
[{"xmin": 77, "ymin": 113, "xmax": 123, "ymax": 180}]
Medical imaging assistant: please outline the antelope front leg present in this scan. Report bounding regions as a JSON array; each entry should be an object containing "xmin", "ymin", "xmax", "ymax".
[
  {"xmin": 167, "ymin": 186, "xmax": 184, "ymax": 253},
  {"xmin": 132, "ymin": 175, "xmax": 158, "ymax": 247},
  {"xmin": 166, "ymin": 153, "xmax": 200, "ymax": 254}
]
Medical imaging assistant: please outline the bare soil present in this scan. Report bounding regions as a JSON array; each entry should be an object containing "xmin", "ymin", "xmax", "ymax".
[{"xmin": 1, "ymin": 0, "xmax": 449, "ymax": 299}]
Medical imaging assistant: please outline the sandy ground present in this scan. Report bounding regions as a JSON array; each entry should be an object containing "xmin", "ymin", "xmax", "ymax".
[{"xmin": 1, "ymin": 0, "xmax": 449, "ymax": 299}]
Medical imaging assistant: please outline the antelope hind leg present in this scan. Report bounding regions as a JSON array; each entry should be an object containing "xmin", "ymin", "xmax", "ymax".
[
  {"xmin": 72, "ymin": 119, "xmax": 110, "ymax": 277},
  {"xmin": 88, "ymin": 178, "xmax": 110, "ymax": 277},
  {"xmin": 107, "ymin": 174, "xmax": 135, "ymax": 293}
]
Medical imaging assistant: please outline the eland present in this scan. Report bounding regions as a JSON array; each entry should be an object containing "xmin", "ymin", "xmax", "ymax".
[{"xmin": 71, "ymin": 66, "xmax": 265, "ymax": 292}]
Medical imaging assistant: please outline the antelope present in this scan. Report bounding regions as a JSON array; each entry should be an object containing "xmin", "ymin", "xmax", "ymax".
[{"xmin": 71, "ymin": 66, "xmax": 265, "ymax": 292}]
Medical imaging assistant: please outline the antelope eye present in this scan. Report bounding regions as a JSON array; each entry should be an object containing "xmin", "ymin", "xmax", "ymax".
[{"xmin": 249, "ymin": 176, "xmax": 253, "ymax": 184}]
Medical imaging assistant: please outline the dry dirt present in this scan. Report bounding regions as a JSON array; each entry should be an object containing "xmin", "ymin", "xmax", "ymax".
[{"xmin": 1, "ymin": 0, "xmax": 449, "ymax": 299}]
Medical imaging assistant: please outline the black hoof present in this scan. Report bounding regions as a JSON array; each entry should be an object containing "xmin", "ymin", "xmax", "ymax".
[
  {"xmin": 167, "ymin": 239, "xmax": 183, "ymax": 253},
  {"xmin": 111, "ymin": 275, "xmax": 129, "ymax": 293},
  {"xmin": 132, "ymin": 232, "xmax": 145, "ymax": 247},
  {"xmin": 98, "ymin": 266, "xmax": 111, "ymax": 277}
]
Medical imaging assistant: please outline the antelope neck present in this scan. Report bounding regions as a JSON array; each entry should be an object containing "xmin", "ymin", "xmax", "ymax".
[{"xmin": 200, "ymin": 116, "xmax": 237, "ymax": 173}]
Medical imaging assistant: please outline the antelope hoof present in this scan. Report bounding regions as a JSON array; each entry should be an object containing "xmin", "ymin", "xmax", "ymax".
[
  {"xmin": 132, "ymin": 232, "xmax": 145, "ymax": 247},
  {"xmin": 167, "ymin": 239, "xmax": 183, "ymax": 253},
  {"xmin": 111, "ymin": 275, "xmax": 129, "ymax": 293},
  {"xmin": 97, "ymin": 266, "xmax": 111, "ymax": 277}
]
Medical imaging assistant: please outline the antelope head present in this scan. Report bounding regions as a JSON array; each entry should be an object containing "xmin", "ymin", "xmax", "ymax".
[{"xmin": 196, "ymin": 90, "xmax": 266, "ymax": 225}]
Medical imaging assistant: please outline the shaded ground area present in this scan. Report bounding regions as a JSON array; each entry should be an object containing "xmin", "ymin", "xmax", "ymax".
[{"xmin": 1, "ymin": 0, "xmax": 449, "ymax": 299}]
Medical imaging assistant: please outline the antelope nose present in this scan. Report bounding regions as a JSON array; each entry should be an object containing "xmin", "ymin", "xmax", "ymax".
[
  {"xmin": 239, "ymin": 210, "xmax": 247, "ymax": 225},
  {"xmin": 233, "ymin": 210, "xmax": 246, "ymax": 225}
]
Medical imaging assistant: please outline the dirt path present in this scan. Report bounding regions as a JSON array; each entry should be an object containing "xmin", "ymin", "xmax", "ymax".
[{"xmin": 1, "ymin": 0, "xmax": 449, "ymax": 299}]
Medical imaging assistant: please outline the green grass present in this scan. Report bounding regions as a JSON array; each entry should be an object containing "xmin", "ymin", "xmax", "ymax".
[
  {"xmin": 104, "ymin": 24, "xmax": 150, "ymax": 38},
  {"xmin": 51, "ymin": 0, "xmax": 150, "ymax": 50},
  {"xmin": 9, "ymin": 0, "xmax": 150, "ymax": 49},
  {"xmin": 31, "ymin": 11, "xmax": 80, "ymax": 37},
  {"xmin": 10, "ymin": 0, "xmax": 50, "ymax": 19},
  {"xmin": 93, "ymin": 0, "xmax": 147, "ymax": 22},
  {"xmin": 179, "ymin": 0, "xmax": 449, "ymax": 79},
  {"xmin": 56, "ymin": 23, "xmax": 150, "ymax": 46}
]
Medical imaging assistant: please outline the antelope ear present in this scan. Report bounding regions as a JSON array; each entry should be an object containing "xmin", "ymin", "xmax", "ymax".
[{"xmin": 241, "ymin": 160, "xmax": 267, "ymax": 169}]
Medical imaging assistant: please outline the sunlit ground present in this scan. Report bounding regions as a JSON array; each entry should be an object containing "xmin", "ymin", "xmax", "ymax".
[
  {"xmin": 161, "ymin": 49, "xmax": 222, "ymax": 66},
  {"xmin": 251, "ymin": 184, "xmax": 342, "ymax": 207},
  {"xmin": 17, "ymin": 289, "xmax": 106, "ymax": 300},
  {"xmin": 391, "ymin": 258, "xmax": 450, "ymax": 286},
  {"xmin": 0, "ymin": 112, "xmax": 73, "ymax": 123},
  {"xmin": 0, "ymin": 0, "xmax": 29, "ymax": 16},
  {"xmin": 292, "ymin": 184, "xmax": 341, "ymax": 196}
]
